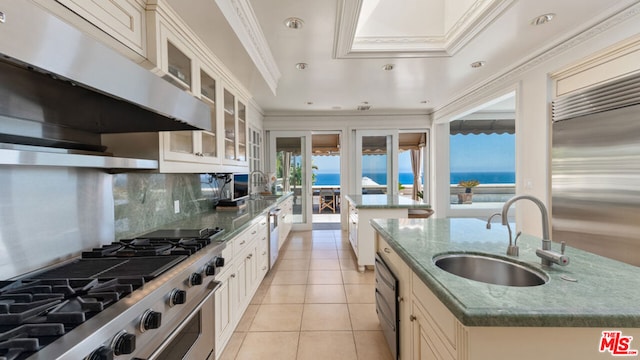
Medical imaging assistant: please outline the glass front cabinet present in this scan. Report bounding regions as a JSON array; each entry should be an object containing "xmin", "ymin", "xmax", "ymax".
[
  {"xmin": 116, "ymin": 2, "xmax": 252, "ymax": 173},
  {"xmin": 222, "ymin": 88, "xmax": 248, "ymax": 167},
  {"xmin": 160, "ymin": 63, "xmax": 221, "ymax": 170}
]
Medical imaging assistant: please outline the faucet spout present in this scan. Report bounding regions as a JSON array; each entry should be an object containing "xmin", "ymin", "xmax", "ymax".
[
  {"xmin": 501, "ymin": 195, "xmax": 568, "ymax": 267},
  {"xmin": 501, "ymin": 195, "xmax": 550, "ymax": 248}
]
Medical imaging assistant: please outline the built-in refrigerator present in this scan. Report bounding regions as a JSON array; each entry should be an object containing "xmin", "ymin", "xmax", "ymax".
[{"xmin": 552, "ymin": 73, "xmax": 640, "ymax": 267}]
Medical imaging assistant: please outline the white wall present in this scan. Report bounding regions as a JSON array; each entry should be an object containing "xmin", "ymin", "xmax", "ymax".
[{"xmin": 432, "ymin": 10, "xmax": 640, "ymax": 236}]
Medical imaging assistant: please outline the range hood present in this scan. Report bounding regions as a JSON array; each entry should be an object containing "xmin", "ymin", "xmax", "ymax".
[{"xmin": 0, "ymin": 0, "xmax": 211, "ymax": 168}]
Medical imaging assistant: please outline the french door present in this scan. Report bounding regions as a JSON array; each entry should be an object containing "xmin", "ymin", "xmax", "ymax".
[
  {"xmin": 354, "ymin": 130, "xmax": 399, "ymax": 195},
  {"xmin": 268, "ymin": 131, "xmax": 312, "ymax": 230}
]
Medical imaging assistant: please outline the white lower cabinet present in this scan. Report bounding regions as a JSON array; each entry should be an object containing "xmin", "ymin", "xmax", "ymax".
[
  {"xmin": 377, "ymin": 232, "xmax": 632, "ymax": 360},
  {"xmin": 213, "ymin": 264, "xmax": 236, "ymax": 358},
  {"xmin": 214, "ymin": 216, "xmax": 269, "ymax": 359}
]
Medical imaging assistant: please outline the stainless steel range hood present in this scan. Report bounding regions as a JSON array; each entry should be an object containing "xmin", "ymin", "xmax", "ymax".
[{"xmin": 0, "ymin": 0, "xmax": 211, "ymax": 168}]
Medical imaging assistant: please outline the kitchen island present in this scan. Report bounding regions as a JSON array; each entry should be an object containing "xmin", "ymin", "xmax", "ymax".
[
  {"xmin": 345, "ymin": 194, "xmax": 431, "ymax": 271},
  {"xmin": 371, "ymin": 217, "xmax": 640, "ymax": 359}
]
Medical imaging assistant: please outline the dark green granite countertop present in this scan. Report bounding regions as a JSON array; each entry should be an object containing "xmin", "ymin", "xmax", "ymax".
[
  {"xmin": 162, "ymin": 192, "xmax": 293, "ymax": 242},
  {"xmin": 345, "ymin": 194, "xmax": 431, "ymax": 209},
  {"xmin": 370, "ymin": 217, "xmax": 640, "ymax": 328}
]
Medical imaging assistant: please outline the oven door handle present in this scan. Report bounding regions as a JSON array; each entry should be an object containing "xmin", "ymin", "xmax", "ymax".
[{"xmin": 145, "ymin": 280, "xmax": 221, "ymax": 360}]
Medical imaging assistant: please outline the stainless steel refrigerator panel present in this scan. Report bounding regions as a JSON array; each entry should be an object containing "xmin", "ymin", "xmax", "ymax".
[{"xmin": 552, "ymin": 103, "xmax": 640, "ymax": 266}]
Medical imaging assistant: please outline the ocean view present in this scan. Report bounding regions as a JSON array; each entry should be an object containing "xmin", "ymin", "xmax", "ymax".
[{"xmin": 313, "ymin": 172, "xmax": 515, "ymax": 186}]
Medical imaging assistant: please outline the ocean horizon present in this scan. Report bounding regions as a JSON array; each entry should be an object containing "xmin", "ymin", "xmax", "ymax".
[{"xmin": 313, "ymin": 171, "xmax": 515, "ymax": 186}]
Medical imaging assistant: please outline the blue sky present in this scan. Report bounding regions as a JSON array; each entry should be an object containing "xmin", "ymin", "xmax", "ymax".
[{"xmin": 450, "ymin": 133, "xmax": 515, "ymax": 172}]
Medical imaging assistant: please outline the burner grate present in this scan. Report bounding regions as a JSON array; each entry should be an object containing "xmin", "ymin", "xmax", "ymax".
[{"xmin": 32, "ymin": 256, "xmax": 186, "ymax": 280}]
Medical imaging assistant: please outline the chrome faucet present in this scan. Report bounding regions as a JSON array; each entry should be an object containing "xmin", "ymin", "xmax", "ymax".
[
  {"xmin": 249, "ymin": 170, "xmax": 269, "ymax": 199},
  {"xmin": 486, "ymin": 212, "xmax": 519, "ymax": 256},
  {"xmin": 500, "ymin": 195, "xmax": 569, "ymax": 267}
]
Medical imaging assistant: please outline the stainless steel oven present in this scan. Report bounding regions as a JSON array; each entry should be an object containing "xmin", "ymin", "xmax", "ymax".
[
  {"xmin": 0, "ymin": 228, "xmax": 227, "ymax": 360},
  {"xmin": 143, "ymin": 281, "xmax": 220, "ymax": 360}
]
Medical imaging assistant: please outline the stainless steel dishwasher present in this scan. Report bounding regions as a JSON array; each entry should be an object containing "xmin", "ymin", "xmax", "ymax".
[
  {"xmin": 269, "ymin": 208, "xmax": 281, "ymax": 269},
  {"xmin": 375, "ymin": 252, "xmax": 399, "ymax": 360}
]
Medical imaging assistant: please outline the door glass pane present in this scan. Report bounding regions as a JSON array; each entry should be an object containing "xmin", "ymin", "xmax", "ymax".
[
  {"xmin": 200, "ymin": 70, "xmax": 216, "ymax": 103},
  {"xmin": 169, "ymin": 131, "xmax": 193, "ymax": 154},
  {"xmin": 201, "ymin": 131, "xmax": 216, "ymax": 157},
  {"xmin": 276, "ymin": 137, "xmax": 306, "ymax": 224},
  {"xmin": 167, "ymin": 41, "xmax": 191, "ymax": 88},
  {"xmin": 224, "ymin": 89, "xmax": 235, "ymax": 160},
  {"xmin": 237, "ymin": 102, "xmax": 246, "ymax": 161},
  {"xmin": 398, "ymin": 132, "xmax": 427, "ymax": 201},
  {"xmin": 361, "ymin": 135, "xmax": 388, "ymax": 194}
]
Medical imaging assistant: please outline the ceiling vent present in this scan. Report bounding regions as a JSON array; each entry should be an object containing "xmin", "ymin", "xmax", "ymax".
[{"xmin": 357, "ymin": 105, "xmax": 371, "ymax": 111}]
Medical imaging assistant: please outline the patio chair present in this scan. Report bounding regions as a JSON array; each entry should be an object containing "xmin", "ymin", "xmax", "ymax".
[{"xmin": 319, "ymin": 189, "xmax": 336, "ymax": 213}]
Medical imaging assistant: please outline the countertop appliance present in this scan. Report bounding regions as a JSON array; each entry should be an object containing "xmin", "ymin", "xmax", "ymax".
[
  {"xmin": 375, "ymin": 252, "xmax": 399, "ymax": 360},
  {"xmin": 0, "ymin": 227, "xmax": 226, "ymax": 360},
  {"xmin": 269, "ymin": 208, "xmax": 281, "ymax": 269},
  {"xmin": 552, "ymin": 72, "xmax": 640, "ymax": 266}
]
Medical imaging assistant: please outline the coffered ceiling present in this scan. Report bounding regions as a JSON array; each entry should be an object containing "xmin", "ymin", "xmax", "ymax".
[{"xmin": 166, "ymin": 0, "xmax": 640, "ymax": 115}]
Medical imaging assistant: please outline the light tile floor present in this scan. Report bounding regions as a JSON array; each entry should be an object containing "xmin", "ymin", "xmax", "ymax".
[{"xmin": 220, "ymin": 229, "xmax": 393, "ymax": 360}]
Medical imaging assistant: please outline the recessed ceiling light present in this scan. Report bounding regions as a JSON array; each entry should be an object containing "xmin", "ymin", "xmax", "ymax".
[
  {"xmin": 296, "ymin": 63, "xmax": 308, "ymax": 70},
  {"xmin": 284, "ymin": 17, "xmax": 304, "ymax": 29},
  {"xmin": 382, "ymin": 64, "xmax": 394, "ymax": 71},
  {"xmin": 470, "ymin": 61, "xmax": 486, "ymax": 68},
  {"xmin": 531, "ymin": 13, "xmax": 555, "ymax": 26}
]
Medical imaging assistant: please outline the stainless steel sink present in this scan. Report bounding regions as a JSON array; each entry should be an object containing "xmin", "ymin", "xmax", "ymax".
[{"xmin": 433, "ymin": 253, "xmax": 548, "ymax": 287}]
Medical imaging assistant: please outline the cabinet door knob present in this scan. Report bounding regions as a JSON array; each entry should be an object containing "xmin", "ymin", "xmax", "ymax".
[
  {"xmin": 384, "ymin": 248, "xmax": 391, "ymax": 254},
  {"xmin": 230, "ymin": 273, "xmax": 236, "ymax": 278},
  {"xmin": 409, "ymin": 315, "xmax": 417, "ymax": 322}
]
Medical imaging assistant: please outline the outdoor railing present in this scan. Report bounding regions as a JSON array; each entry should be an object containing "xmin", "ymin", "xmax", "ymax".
[{"xmin": 450, "ymin": 184, "xmax": 515, "ymax": 204}]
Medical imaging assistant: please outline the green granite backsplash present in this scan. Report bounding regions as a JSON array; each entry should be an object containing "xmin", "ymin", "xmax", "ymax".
[{"xmin": 113, "ymin": 173, "xmax": 220, "ymax": 239}]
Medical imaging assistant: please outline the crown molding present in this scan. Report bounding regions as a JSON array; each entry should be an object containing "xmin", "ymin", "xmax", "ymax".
[
  {"xmin": 334, "ymin": 0, "xmax": 512, "ymax": 59},
  {"xmin": 215, "ymin": 0, "xmax": 281, "ymax": 95},
  {"xmin": 433, "ymin": 1, "xmax": 640, "ymax": 122}
]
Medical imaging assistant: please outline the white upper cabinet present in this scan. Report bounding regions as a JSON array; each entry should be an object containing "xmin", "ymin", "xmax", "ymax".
[
  {"xmin": 144, "ymin": 0, "xmax": 250, "ymax": 172},
  {"xmin": 44, "ymin": 0, "xmax": 255, "ymax": 173},
  {"xmin": 54, "ymin": 0, "xmax": 146, "ymax": 56},
  {"xmin": 222, "ymin": 88, "xmax": 249, "ymax": 168}
]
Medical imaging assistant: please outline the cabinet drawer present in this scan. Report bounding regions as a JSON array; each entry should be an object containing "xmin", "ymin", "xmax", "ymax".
[
  {"xmin": 377, "ymin": 238, "xmax": 404, "ymax": 274},
  {"xmin": 412, "ymin": 273, "xmax": 458, "ymax": 350},
  {"xmin": 234, "ymin": 227, "xmax": 253, "ymax": 255}
]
